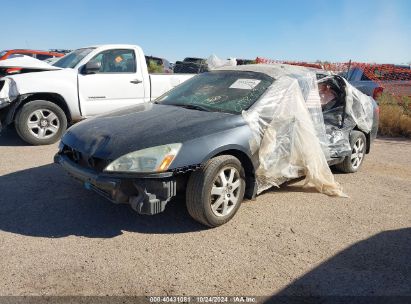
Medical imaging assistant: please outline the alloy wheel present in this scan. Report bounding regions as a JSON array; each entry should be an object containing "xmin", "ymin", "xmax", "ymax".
[
  {"xmin": 210, "ymin": 166, "xmax": 242, "ymax": 217},
  {"xmin": 351, "ymin": 137, "xmax": 365, "ymax": 169},
  {"xmin": 27, "ymin": 109, "xmax": 60, "ymax": 139}
]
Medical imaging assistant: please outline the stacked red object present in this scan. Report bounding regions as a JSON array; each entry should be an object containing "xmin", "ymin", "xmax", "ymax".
[{"xmin": 255, "ymin": 57, "xmax": 411, "ymax": 99}]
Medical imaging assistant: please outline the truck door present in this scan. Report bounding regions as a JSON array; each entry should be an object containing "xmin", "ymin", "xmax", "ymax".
[{"xmin": 78, "ymin": 48, "xmax": 146, "ymax": 117}]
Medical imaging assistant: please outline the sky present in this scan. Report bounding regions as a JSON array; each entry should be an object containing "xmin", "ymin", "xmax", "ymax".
[{"xmin": 2, "ymin": 0, "xmax": 410, "ymax": 64}]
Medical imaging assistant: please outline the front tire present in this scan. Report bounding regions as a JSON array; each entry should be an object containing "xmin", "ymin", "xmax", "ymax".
[
  {"xmin": 15, "ymin": 100, "xmax": 67, "ymax": 145},
  {"xmin": 186, "ymin": 155, "xmax": 246, "ymax": 227},
  {"xmin": 335, "ymin": 130, "xmax": 367, "ymax": 173}
]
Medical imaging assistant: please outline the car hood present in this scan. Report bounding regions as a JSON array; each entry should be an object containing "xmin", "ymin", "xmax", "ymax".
[
  {"xmin": 0, "ymin": 56, "xmax": 61, "ymax": 70},
  {"xmin": 62, "ymin": 103, "xmax": 247, "ymax": 160}
]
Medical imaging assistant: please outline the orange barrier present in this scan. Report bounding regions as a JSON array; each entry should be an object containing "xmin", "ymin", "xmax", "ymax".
[{"xmin": 255, "ymin": 57, "xmax": 411, "ymax": 99}]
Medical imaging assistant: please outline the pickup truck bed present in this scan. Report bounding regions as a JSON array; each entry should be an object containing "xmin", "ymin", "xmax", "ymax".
[{"xmin": 149, "ymin": 73, "xmax": 194, "ymax": 100}]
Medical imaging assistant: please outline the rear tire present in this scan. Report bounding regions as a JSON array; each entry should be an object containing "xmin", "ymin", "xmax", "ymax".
[
  {"xmin": 15, "ymin": 100, "xmax": 67, "ymax": 145},
  {"xmin": 335, "ymin": 130, "xmax": 366, "ymax": 173},
  {"xmin": 186, "ymin": 155, "xmax": 246, "ymax": 227}
]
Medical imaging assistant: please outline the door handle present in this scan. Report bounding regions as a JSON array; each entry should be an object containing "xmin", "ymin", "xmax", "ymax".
[{"xmin": 130, "ymin": 79, "xmax": 142, "ymax": 84}]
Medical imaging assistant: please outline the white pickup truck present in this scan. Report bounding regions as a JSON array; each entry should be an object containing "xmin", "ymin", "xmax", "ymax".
[{"xmin": 0, "ymin": 44, "xmax": 194, "ymax": 145}]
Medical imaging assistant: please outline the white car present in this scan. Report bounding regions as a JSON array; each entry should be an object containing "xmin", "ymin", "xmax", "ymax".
[{"xmin": 0, "ymin": 44, "xmax": 194, "ymax": 145}]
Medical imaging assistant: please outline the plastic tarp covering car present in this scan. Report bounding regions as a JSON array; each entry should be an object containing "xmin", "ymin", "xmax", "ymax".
[
  {"xmin": 206, "ymin": 55, "xmax": 237, "ymax": 70},
  {"xmin": 216, "ymin": 64, "xmax": 373, "ymax": 197}
]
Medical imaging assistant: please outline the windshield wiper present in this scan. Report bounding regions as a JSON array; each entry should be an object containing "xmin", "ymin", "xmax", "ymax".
[{"xmin": 171, "ymin": 104, "xmax": 211, "ymax": 112}]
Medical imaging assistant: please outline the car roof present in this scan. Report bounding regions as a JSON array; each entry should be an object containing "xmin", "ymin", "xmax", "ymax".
[
  {"xmin": 85, "ymin": 44, "xmax": 139, "ymax": 49},
  {"xmin": 215, "ymin": 63, "xmax": 325, "ymax": 78},
  {"xmin": 6, "ymin": 49, "xmax": 62, "ymax": 54}
]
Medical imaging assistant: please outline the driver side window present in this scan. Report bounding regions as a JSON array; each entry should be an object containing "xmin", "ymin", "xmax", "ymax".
[{"xmin": 88, "ymin": 49, "xmax": 136, "ymax": 73}]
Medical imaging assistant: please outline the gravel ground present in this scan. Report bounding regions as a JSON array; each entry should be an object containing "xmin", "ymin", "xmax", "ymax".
[{"xmin": 0, "ymin": 128, "xmax": 410, "ymax": 297}]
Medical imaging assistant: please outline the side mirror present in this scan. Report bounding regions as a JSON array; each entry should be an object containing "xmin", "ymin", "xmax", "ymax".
[{"xmin": 83, "ymin": 61, "xmax": 101, "ymax": 74}]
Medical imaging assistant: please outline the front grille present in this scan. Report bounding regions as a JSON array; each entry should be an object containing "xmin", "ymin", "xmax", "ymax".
[
  {"xmin": 61, "ymin": 145, "xmax": 109, "ymax": 172},
  {"xmin": 172, "ymin": 164, "xmax": 202, "ymax": 174}
]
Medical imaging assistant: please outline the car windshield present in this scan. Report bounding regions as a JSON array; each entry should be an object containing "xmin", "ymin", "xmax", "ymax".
[
  {"xmin": 0, "ymin": 50, "xmax": 8, "ymax": 58},
  {"xmin": 53, "ymin": 48, "xmax": 95, "ymax": 68},
  {"xmin": 157, "ymin": 71, "xmax": 274, "ymax": 114}
]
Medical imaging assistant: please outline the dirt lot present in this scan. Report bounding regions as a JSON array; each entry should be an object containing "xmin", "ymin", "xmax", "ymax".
[{"xmin": 0, "ymin": 129, "xmax": 410, "ymax": 297}]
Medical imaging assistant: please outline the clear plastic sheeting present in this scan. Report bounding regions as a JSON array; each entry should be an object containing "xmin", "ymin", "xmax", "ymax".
[
  {"xmin": 206, "ymin": 55, "xmax": 237, "ymax": 70},
  {"xmin": 242, "ymin": 69, "xmax": 346, "ymax": 197},
  {"xmin": 296, "ymin": 72, "xmax": 330, "ymax": 159},
  {"xmin": 234, "ymin": 63, "xmax": 376, "ymax": 197},
  {"xmin": 344, "ymin": 78, "xmax": 374, "ymax": 133},
  {"xmin": 0, "ymin": 78, "xmax": 19, "ymax": 105}
]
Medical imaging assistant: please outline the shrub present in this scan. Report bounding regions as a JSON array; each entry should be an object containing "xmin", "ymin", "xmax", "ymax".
[
  {"xmin": 377, "ymin": 93, "xmax": 411, "ymax": 137},
  {"xmin": 148, "ymin": 60, "xmax": 164, "ymax": 73}
]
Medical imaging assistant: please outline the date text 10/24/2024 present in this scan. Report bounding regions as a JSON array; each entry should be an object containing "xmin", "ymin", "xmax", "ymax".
[{"xmin": 149, "ymin": 296, "xmax": 257, "ymax": 303}]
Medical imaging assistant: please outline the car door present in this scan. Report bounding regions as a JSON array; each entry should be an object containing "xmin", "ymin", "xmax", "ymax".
[{"xmin": 78, "ymin": 48, "xmax": 145, "ymax": 117}]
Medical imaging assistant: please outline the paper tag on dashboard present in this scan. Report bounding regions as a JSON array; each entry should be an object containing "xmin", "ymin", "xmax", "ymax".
[{"xmin": 229, "ymin": 79, "xmax": 261, "ymax": 90}]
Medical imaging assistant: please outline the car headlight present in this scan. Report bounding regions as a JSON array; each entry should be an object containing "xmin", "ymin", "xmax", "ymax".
[{"xmin": 104, "ymin": 143, "xmax": 182, "ymax": 173}]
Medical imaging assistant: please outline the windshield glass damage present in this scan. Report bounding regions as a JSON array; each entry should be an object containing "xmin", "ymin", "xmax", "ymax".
[{"xmin": 157, "ymin": 71, "xmax": 274, "ymax": 114}]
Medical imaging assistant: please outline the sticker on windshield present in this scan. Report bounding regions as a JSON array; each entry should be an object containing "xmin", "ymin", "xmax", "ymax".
[{"xmin": 229, "ymin": 79, "xmax": 261, "ymax": 90}]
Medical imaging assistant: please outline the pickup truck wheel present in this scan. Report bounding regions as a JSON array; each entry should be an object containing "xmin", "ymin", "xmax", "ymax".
[
  {"xmin": 335, "ymin": 130, "xmax": 366, "ymax": 173},
  {"xmin": 186, "ymin": 155, "xmax": 245, "ymax": 227},
  {"xmin": 15, "ymin": 100, "xmax": 67, "ymax": 145}
]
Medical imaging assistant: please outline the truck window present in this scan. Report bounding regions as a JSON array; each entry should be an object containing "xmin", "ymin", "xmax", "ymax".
[{"xmin": 88, "ymin": 49, "xmax": 136, "ymax": 73}]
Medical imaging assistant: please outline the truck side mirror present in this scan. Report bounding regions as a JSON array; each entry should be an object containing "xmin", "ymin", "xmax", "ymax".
[{"xmin": 83, "ymin": 61, "xmax": 101, "ymax": 74}]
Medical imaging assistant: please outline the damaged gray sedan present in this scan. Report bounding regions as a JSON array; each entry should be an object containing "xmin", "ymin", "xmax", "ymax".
[{"xmin": 55, "ymin": 64, "xmax": 379, "ymax": 227}]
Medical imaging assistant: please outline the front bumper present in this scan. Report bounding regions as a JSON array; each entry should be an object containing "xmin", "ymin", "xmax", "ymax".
[
  {"xmin": 54, "ymin": 154, "xmax": 177, "ymax": 215},
  {"xmin": 0, "ymin": 96, "xmax": 22, "ymax": 131},
  {"xmin": 0, "ymin": 103, "xmax": 11, "ymax": 132}
]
